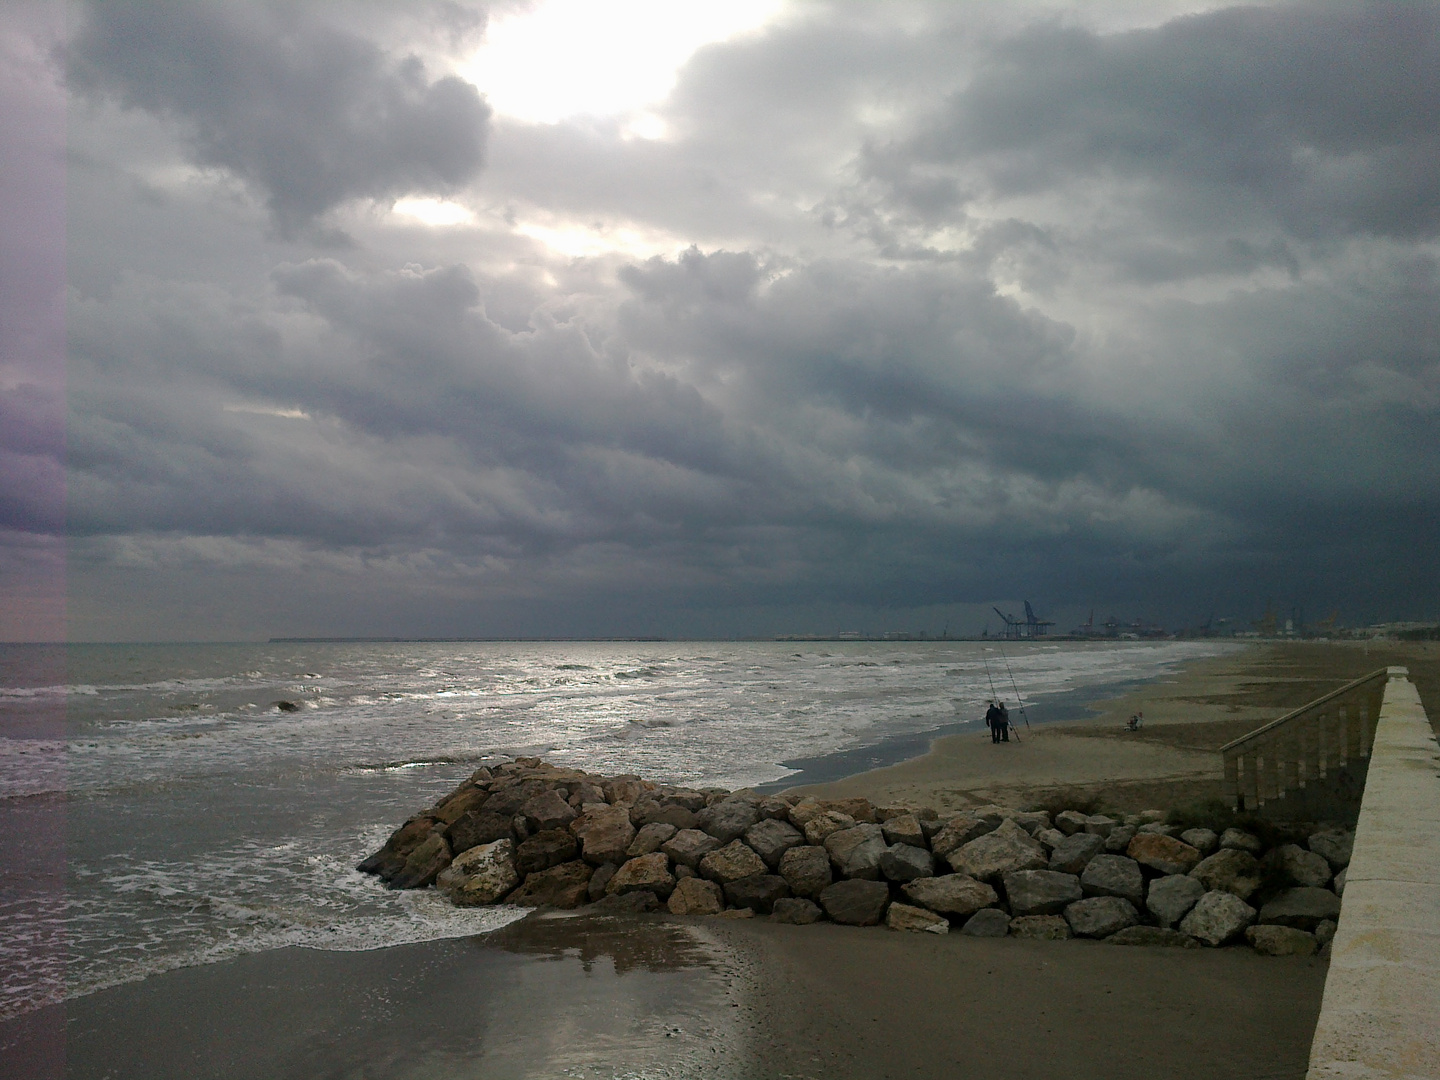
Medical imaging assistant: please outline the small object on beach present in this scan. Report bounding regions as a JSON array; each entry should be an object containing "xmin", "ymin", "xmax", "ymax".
[
  {"xmin": 1245, "ymin": 925, "xmax": 1317, "ymax": 957},
  {"xmin": 886, "ymin": 902, "xmax": 949, "ymax": 934},
  {"xmin": 274, "ymin": 700, "xmax": 300, "ymax": 712}
]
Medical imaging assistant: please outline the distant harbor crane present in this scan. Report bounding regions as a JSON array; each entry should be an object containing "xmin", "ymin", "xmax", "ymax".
[{"xmin": 991, "ymin": 601, "xmax": 1055, "ymax": 640}]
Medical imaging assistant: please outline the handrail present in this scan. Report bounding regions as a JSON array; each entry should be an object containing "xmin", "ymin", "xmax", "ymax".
[{"xmin": 1219, "ymin": 668, "xmax": 1390, "ymax": 753}]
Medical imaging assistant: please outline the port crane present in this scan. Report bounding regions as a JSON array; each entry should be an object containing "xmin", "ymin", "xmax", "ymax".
[{"xmin": 991, "ymin": 601, "xmax": 1056, "ymax": 640}]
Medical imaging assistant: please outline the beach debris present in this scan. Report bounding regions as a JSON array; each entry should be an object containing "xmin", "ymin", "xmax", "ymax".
[{"xmin": 354, "ymin": 756, "xmax": 1350, "ymax": 956}]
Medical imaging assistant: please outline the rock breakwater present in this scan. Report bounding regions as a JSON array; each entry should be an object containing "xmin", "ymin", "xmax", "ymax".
[{"xmin": 358, "ymin": 758, "xmax": 1350, "ymax": 955}]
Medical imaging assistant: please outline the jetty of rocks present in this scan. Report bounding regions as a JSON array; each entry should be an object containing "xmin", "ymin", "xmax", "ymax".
[{"xmin": 358, "ymin": 757, "xmax": 1351, "ymax": 954}]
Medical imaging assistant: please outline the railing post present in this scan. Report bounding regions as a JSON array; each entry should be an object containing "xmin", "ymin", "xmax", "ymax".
[
  {"xmin": 1223, "ymin": 753, "xmax": 1239, "ymax": 810},
  {"xmin": 1243, "ymin": 751, "xmax": 1259, "ymax": 811}
]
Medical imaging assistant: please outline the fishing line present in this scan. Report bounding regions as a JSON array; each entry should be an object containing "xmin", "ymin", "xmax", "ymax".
[
  {"xmin": 997, "ymin": 645, "xmax": 1032, "ymax": 730},
  {"xmin": 980, "ymin": 649, "xmax": 1019, "ymax": 742}
]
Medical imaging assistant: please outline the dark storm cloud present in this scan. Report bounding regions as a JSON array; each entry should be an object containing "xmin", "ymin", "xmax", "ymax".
[{"xmin": 68, "ymin": 0, "xmax": 491, "ymax": 234}]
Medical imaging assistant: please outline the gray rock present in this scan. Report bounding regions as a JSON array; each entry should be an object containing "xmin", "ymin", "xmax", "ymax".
[
  {"xmin": 1048, "ymin": 832, "xmax": 1105, "ymax": 874},
  {"xmin": 770, "ymin": 897, "xmax": 823, "ymax": 924},
  {"xmin": 1104, "ymin": 825, "xmax": 1138, "ymax": 854},
  {"xmin": 1314, "ymin": 919, "xmax": 1337, "ymax": 947},
  {"xmin": 757, "ymin": 795, "xmax": 793, "ymax": 820},
  {"xmin": 696, "ymin": 797, "xmax": 761, "ymax": 843},
  {"xmin": 437, "ymin": 838, "xmax": 516, "ymax": 905},
  {"xmin": 1108, "ymin": 926, "xmax": 1202, "ymax": 948},
  {"xmin": 1127, "ymin": 833, "xmax": 1202, "ymax": 875},
  {"xmin": 1137, "ymin": 822, "xmax": 1181, "ymax": 837},
  {"xmin": 825, "ymin": 824, "xmax": 887, "ymax": 880},
  {"xmin": 743, "ymin": 818, "xmax": 805, "ymax": 868},
  {"xmin": 1308, "ymin": 828, "xmax": 1354, "ymax": 869},
  {"xmin": 1080, "ymin": 855, "xmax": 1145, "ymax": 907},
  {"xmin": 879, "ymin": 843, "xmax": 935, "ymax": 883},
  {"xmin": 901, "ymin": 874, "xmax": 998, "ymax": 917},
  {"xmin": 1333, "ymin": 867, "xmax": 1347, "ymax": 897},
  {"xmin": 1136, "ymin": 810, "xmax": 1167, "ymax": 825},
  {"xmin": 1179, "ymin": 828, "xmax": 1219, "ymax": 855},
  {"xmin": 785, "ymin": 797, "xmax": 825, "ymax": 830},
  {"xmin": 1219, "ymin": 828, "xmax": 1263, "ymax": 854},
  {"xmin": 508, "ymin": 859, "xmax": 593, "ymax": 908},
  {"xmin": 666, "ymin": 876, "xmax": 725, "ymax": 915},
  {"xmin": 1246, "ymin": 925, "xmax": 1317, "ymax": 956},
  {"xmin": 929, "ymin": 813, "xmax": 994, "ymax": 858},
  {"xmin": 881, "ymin": 814, "xmax": 927, "ymax": 848},
  {"xmin": 946, "ymin": 819, "xmax": 1047, "ymax": 881},
  {"xmin": 819, "ymin": 879, "xmax": 890, "ymax": 926},
  {"xmin": 1146, "ymin": 874, "xmax": 1206, "ymax": 928},
  {"xmin": 1054, "ymin": 810, "xmax": 1090, "ymax": 835},
  {"xmin": 1083, "ymin": 815, "xmax": 1117, "ymax": 838},
  {"xmin": 1189, "ymin": 848, "xmax": 1264, "ymax": 901},
  {"xmin": 629, "ymin": 798, "xmax": 699, "ymax": 831},
  {"xmin": 961, "ymin": 908, "xmax": 1011, "ymax": 937},
  {"xmin": 1004, "ymin": 869, "xmax": 1083, "ymax": 917},
  {"xmin": 571, "ymin": 805, "xmax": 636, "ymax": 866},
  {"xmin": 803, "ymin": 810, "xmax": 856, "ymax": 846},
  {"xmin": 1178, "ymin": 890, "xmax": 1256, "ymax": 946},
  {"xmin": 590, "ymin": 890, "xmax": 660, "ymax": 914},
  {"xmin": 626, "ymin": 821, "xmax": 678, "ymax": 858},
  {"xmin": 520, "ymin": 789, "xmax": 577, "ymax": 833},
  {"xmin": 1010, "ymin": 915, "xmax": 1071, "ymax": 940},
  {"xmin": 587, "ymin": 862, "xmax": 617, "ymax": 902},
  {"xmin": 1036, "ymin": 828, "xmax": 1068, "ymax": 851},
  {"xmin": 887, "ymin": 902, "xmax": 950, "ymax": 934},
  {"xmin": 699, "ymin": 840, "xmax": 767, "ymax": 884},
  {"xmin": 724, "ymin": 873, "xmax": 792, "ymax": 914},
  {"xmin": 516, "ymin": 829, "xmax": 579, "ymax": 875},
  {"xmin": 1268, "ymin": 844, "xmax": 1333, "ymax": 888},
  {"xmin": 390, "ymin": 832, "xmax": 453, "ymax": 890},
  {"xmin": 1064, "ymin": 896, "xmax": 1139, "ymax": 938},
  {"xmin": 661, "ymin": 828, "xmax": 721, "ymax": 869},
  {"xmin": 778, "ymin": 845, "xmax": 833, "ymax": 897},
  {"xmin": 1258, "ymin": 887, "xmax": 1341, "ymax": 930},
  {"xmin": 445, "ymin": 810, "xmax": 515, "ymax": 856}
]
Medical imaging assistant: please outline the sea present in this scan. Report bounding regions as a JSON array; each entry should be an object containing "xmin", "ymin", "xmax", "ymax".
[{"xmin": 0, "ymin": 638, "xmax": 1237, "ymax": 1021}]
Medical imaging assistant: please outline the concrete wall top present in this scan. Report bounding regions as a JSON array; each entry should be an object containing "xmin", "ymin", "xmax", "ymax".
[{"xmin": 1307, "ymin": 669, "xmax": 1440, "ymax": 1079}]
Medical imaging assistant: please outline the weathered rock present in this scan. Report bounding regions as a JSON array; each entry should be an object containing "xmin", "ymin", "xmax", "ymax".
[
  {"xmin": 629, "ymin": 799, "xmax": 697, "ymax": 831},
  {"xmin": 571, "ymin": 805, "xmax": 636, "ymax": 866},
  {"xmin": 1055, "ymin": 810, "xmax": 1090, "ymax": 835},
  {"xmin": 887, "ymin": 902, "xmax": 949, "ymax": 934},
  {"xmin": 432, "ymin": 786, "xmax": 490, "ymax": 825},
  {"xmin": 696, "ymin": 797, "xmax": 761, "ymax": 843},
  {"xmin": 778, "ymin": 845, "xmax": 833, "ymax": 897},
  {"xmin": 1189, "ymin": 848, "xmax": 1264, "ymax": 901},
  {"xmin": 1080, "ymin": 855, "xmax": 1145, "ymax": 906},
  {"xmin": 626, "ymin": 821, "xmax": 678, "ymax": 858},
  {"xmin": 358, "ymin": 816, "xmax": 438, "ymax": 879},
  {"xmin": 929, "ymin": 813, "xmax": 993, "ymax": 858},
  {"xmin": 901, "ymin": 874, "xmax": 997, "ymax": 917},
  {"xmin": 946, "ymin": 820, "xmax": 1047, "ymax": 881},
  {"xmin": 1258, "ymin": 887, "xmax": 1341, "ymax": 930},
  {"xmin": 824, "ymin": 824, "xmax": 887, "ymax": 880},
  {"xmin": 1314, "ymin": 919, "xmax": 1337, "ymax": 948},
  {"xmin": 786, "ymin": 797, "xmax": 825, "ymax": 829},
  {"xmin": 1064, "ymin": 896, "xmax": 1139, "ymax": 938},
  {"xmin": 1083, "ymin": 815, "xmax": 1117, "ymax": 838},
  {"xmin": 520, "ymin": 789, "xmax": 576, "ymax": 833},
  {"xmin": 961, "ymin": 908, "xmax": 1011, "ymax": 937},
  {"xmin": 1010, "ymin": 915, "xmax": 1071, "ymax": 940},
  {"xmin": 1333, "ymin": 867, "xmax": 1347, "ymax": 897},
  {"xmin": 1137, "ymin": 822, "xmax": 1181, "ymax": 838},
  {"xmin": 1048, "ymin": 832, "xmax": 1105, "ymax": 874},
  {"xmin": 756, "ymin": 795, "xmax": 793, "ymax": 820},
  {"xmin": 822, "ymin": 797, "xmax": 877, "ymax": 824},
  {"xmin": 445, "ymin": 810, "xmax": 514, "ymax": 855},
  {"xmin": 1180, "ymin": 828, "xmax": 1219, "ymax": 855},
  {"xmin": 572, "ymin": 782, "xmax": 606, "ymax": 806},
  {"xmin": 507, "ymin": 859, "xmax": 592, "ymax": 908},
  {"xmin": 1268, "ymin": 844, "xmax": 1333, "ymax": 888},
  {"xmin": 713, "ymin": 907, "xmax": 755, "ymax": 919},
  {"xmin": 602, "ymin": 778, "xmax": 649, "ymax": 807},
  {"xmin": 803, "ymin": 810, "xmax": 856, "ymax": 846},
  {"xmin": 516, "ymin": 829, "xmax": 579, "ymax": 875},
  {"xmin": 1127, "ymin": 833, "xmax": 1202, "ymax": 876},
  {"xmin": 699, "ymin": 840, "xmax": 768, "ymax": 884},
  {"xmin": 879, "ymin": 843, "xmax": 935, "ymax": 883},
  {"xmin": 1178, "ymin": 890, "xmax": 1256, "ymax": 946},
  {"xmin": 590, "ymin": 890, "xmax": 660, "ymax": 914},
  {"xmin": 819, "ymin": 879, "xmax": 890, "ymax": 926},
  {"xmin": 661, "ymin": 828, "xmax": 721, "ymax": 869},
  {"xmin": 770, "ymin": 897, "xmax": 823, "ymax": 924},
  {"xmin": 666, "ymin": 876, "xmax": 724, "ymax": 915},
  {"xmin": 390, "ymin": 832, "xmax": 452, "ymax": 890},
  {"xmin": 1146, "ymin": 874, "xmax": 1206, "ymax": 928},
  {"xmin": 724, "ymin": 873, "xmax": 792, "ymax": 914},
  {"xmin": 1136, "ymin": 809, "xmax": 1167, "ymax": 825},
  {"xmin": 881, "ymin": 814, "xmax": 926, "ymax": 848},
  {"xmin": 1308, "ymin": 828, "xmax": 1354, "ymax": 869},
  {"xmin": 1104, "ymin": 825, "xmax": 1138, "ymax": 854},
  {"xmin": 1004, "ymin": 870, "xmax": 1083, "ymax": 917},
  {"xmin": 1108, "ymin": 926, "xmax": 1202, "ymax": 948},
  {"xmin": 1219, "ymin": 828, "xmax": 1263, "ymax": 854},
  {"xmin": 436, "ymin": 838, "xmax": 515, "ymax": 904},
  {"xmin": 587, "ymin": 862, "xmax": 617, "ymax": 902},
  {"xmin": 1036, "ymin": 828, "xmax": 1067, "ymax": 851},
  {"xmin": 606, "ymin": 852, "xmax": 676, "ymax": 900},
  {"xmin": 1246, "ymin": 925, "xmax": 1317, "ymax": 956},
  {"xmin": 512, "ymin": 814, "xmax": 532, "ymax": 842},
  {"xmin": 1011, "ymin": 810, "xmax": 1053, "ymax": 836},
  {"xmin": 743, "ymin": 818, "xmax": 805, "ymax": 868}
]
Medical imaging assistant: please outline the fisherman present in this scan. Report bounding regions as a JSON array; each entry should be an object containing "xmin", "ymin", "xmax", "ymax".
[
  {"xmin": 985, "ymin": 700, "xmax": 1002, "ymax": 743},
  {"xmin": 997, "ymin": 701, "xmax": 1011, "ymax": 742}
]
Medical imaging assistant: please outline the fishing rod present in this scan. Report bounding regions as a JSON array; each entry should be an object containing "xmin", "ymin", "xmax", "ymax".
[
  {"xmin": 997, "ymin": 645, "xmax": 1032, "ymax": 730},
  {"xmin": 980, "ymin": 649, "xmax": 1019, "ymax": 742}
]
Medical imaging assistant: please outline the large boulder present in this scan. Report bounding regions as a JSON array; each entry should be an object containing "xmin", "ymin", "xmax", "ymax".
[
  {"xmin": 1012, "ymin": 810, "xmax": 1053, "ymax": 836},
  {"xmin": 743, "ymin": 818, "xmax": 805, "ymax": 868},
  {"xmin": 1080, "ymin": 855, "xmax": 1145, "ymax": 907},
  {"xmin": 1189, "ymin": 848, "xmax": 1264, "ymax": 901},
  {"xmin": 778, "ymin": 845, "xmax": 833, "ymax": 897},
  {"xmin": 696, "ymin": 797, "xmax": 761, "ymax": 843},
  {"xmin": 1104, "ymin": 825, "xmax": 1138, "ymax": 854},
  {"xmin": 881, "ymin": 814, "xmax": 927, "ymax": 848},
  {"xmin": 432, "ymin": 786, "xmax": 489, "ymax": 825},
  {"xmin": 699, "ymin": 840, "xmax": 768, "ymax": 884},
  {"xmin": 822, "ymin": 797, "xmax": 877, "ymax": 823},
  {"xmin": 1267, "ymin": 844, "xmax": 1333, "ymax": 888},
  {"xmin": 626, "ymin": 822, "xmax": 678, "ymax": 858},
  {"xmin": 1004, "ymin": 870, "xmax": 1083, "ymax": 917},
  {"xmin": 785, "ymin": 797, "xmax": 826, "ymax": 830},
  {"xmin": 819, "ymin": 879, "xmax": 890, "ymax": 926},
  {"xmin": 1048, "ymin": 832, "xmax": 1105, "ymax": 875},
  {"xmin": 389, "ymin": 832, "xmax": 452, "ymax": 890},
  {"xmin": 1146, "ymin": 874, "xmax": 1206, "ymax": 928},
  {"xmin": 630, "ymin": 799, "xmax": 698, "ymax": 831},
  {"xmin": 1108, "ymin": 926, "xmax": 1202, "ymax": 948},
  {"xmin": 724, "ymin": 873, "xmax": 792, "ymax": 914},
  {"xmin": 803, "ymin": 810, "xmax": 856, "ymax": 846},
  {"xmin": 1010, "ymin": 915, "xmax": 1071, "ymax": 940},
  {"xmin": 946, "ymin": 820, "xmax": 1047, "ymax": 881},
  {"xmin": 1083, "ymin": 815, "xmax": 1117, "ymax": 838},
  {"xmin": 519, "ymin": 790, "xmax": 576, "ymax": 833},
  {"xmin": 1219, "ymin": 828, "xmax": 1263, "ymax": 854},
  {"xmin": 771, "ymin": 897, "xmax": 824, "ymax": 924},
  {"xmin": 1180, "ymin": 828, "xmax": 1219, "ymax": 855},
  {"xmin": 1127, "ymin": 833, "xmax": 1202, "ymax": 876},
  {"xmin": 661, "ymin": 828, "xmax": 721, "ymax": 869},
  {"xmin": 606, "ymin": 852, "xmax": 676, "ymax": 900},
  {"xmin": 1178, "ymin": 890, "xmax": 1256, "ymax": 946},
  {"xmin": 506, "ymin": 859, "xmax": 592, "ymax": 908},
  {"xmin": 1055, "ymin": 810, "xmax": 1090, "ymax": 835},
  {"xmin": 929, "ymin": 813, "xmax": 994, "ymax": 858},
  {"xmin": 516, "ymin": 829, "xmax": 579, "ymax": 875},
  {"xmin": 961, "ymin": 909, "xmax": 1011, "ymax": 937},
  {"xmin": 571, "ymin": 805, "xmax": 636, "ymax": 866},
  {"xmin": 1258, "ymin": 887, "xmax": 1342, "ymax": 930},
  {"xmin": 879, "ymin": 844, "xmax": 935, "ymax": 883},
  {"xmin": 825, "ymin": 824, "xmax": 887, "ymax": 880},
  {"xmin": 445, "ymin": 810, "xmax": 514, "ymax": 856},
  {"xmin": 1307, "ymin": 828, "xmax": 1354, "ymax": 869},
  {"xmin": 666, "ymin": 876, "xmax": 724, "ymax": 916},
  {"xmin": 902, "ymin": 874, "xmax": 997, "ymax": 917},
  {"xmin": 886, "ymin": 902, "xmax": 949, "ymax": 934},
  {"xmin": 358, "ymin": 816, "xmax": 439, "ymax": 879},
  {"xmin": 436, "ymin": 839, "xmax": 516, "ymax": 905},
  {"xmin": 591, "ymin": 890, "xmax": 660, "ymax": 915},
  {"xmin": 1246, "ymin": 925, "xmax": 1318, "ymax": 957},
  {"xmin": 1065, "ymin": 896, "xmax": 1138, "ymax": 938},
  {"xmin": 586, "ymin": 862, "xmax": 617, "ymax": 902}
]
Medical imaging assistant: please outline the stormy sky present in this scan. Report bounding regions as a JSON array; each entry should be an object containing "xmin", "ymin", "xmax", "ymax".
[{"xmin": 4, "ymin": 0, "xmax": 1438, "ymax": 640}]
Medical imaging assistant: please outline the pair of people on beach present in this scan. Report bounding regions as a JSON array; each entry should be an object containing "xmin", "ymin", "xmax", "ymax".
[{"xmin": 985, "ymin": 700, "xmax": 1010, "ymax": 743}]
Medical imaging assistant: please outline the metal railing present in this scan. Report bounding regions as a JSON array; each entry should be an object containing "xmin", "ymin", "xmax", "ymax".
[{"xmin": 1219, "ymin": 667, "xmax": 1393, "ymax": 811}]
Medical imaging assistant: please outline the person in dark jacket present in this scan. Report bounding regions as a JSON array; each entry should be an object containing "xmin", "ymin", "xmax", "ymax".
[
  {"xmin": 985, "ymin": 701, "xmax": 1002, "ymax": 743},
  {"xmin": 997, "ymin": 701, "xmax": 1011, "ymax": 742}
]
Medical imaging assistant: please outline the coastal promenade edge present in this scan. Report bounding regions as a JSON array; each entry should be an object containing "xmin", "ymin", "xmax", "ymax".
[{"xmin": 1307, "ymin": 667, "xmax": 1440, "ymax": 1080}]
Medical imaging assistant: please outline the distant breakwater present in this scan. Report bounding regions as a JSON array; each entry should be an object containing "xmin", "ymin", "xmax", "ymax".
[{"xmin": 359, "ymin": 757, "xmax": 1350, "ymax": 953}]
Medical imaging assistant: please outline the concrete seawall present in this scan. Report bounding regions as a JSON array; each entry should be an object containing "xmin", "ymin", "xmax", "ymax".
[{"xmin": 1307, "ymin": 668, "xmax": 1440, "ymax": 1079}]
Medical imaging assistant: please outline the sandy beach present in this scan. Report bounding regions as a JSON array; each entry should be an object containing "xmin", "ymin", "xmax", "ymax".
[{"xmin": 8, "ymin": 639, "xmax": 1435, "ymax": 1079}]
